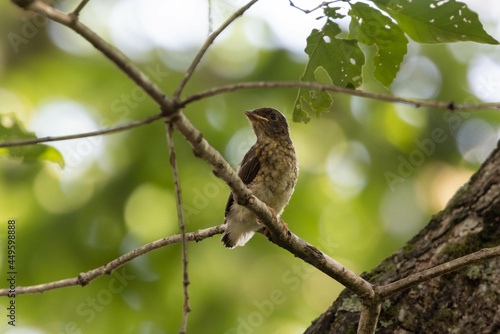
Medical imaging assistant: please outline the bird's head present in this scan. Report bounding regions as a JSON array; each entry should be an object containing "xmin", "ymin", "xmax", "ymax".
[{"xmin": 245, "ymin": 108, "xmax": 290, "ymax": 141}]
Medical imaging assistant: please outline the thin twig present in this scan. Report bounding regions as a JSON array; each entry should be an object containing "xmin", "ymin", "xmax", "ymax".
[
  {"xmin": 208, "ymin": 0, "xmax": 213, "ymax": 35},
  {"xmin": 2, "ymin": 80, "xmax": 499, "ymax": 149},
  {"xmin": 70, "ymin": 0, "xmax": 90, "ymax": 17},
  {"xmin": 0, "ymin": 225, "xmax": 225, "ymax": 297},
  {"xmin": 166, "ymin": 122, "xmax": 190, "ymax": 333},
  {"xmin": 289, "ymin": 0, "xmax": 343, "ymax": 14},
  {"xmin": 0, "ymin": 113, "xmax": 163, "ymax": 148},
  {"xmin": 173, "ymin": 0, "xmax": 259, "ymax": 98},
  {"xmin": 378, "ymin": 245, "xmax": 500, "ymax": 299},
  {"xmin": 181, "ymin": 81, "xmax": 500, "ymax": 111},
  {"xmin": 9, "ymin": 1, "xmax": 500, "ymax": 332},
  {"xmin": 14, "ymin": 0, "xmax": 176, "ymax": 113},
  {"xmin": 171, "ymin": 111, "xmax": 500, "ymax": 334}
]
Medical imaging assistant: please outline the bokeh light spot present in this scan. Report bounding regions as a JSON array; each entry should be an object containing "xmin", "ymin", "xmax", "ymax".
[
  {"xmin": 456, "ymin": 118, "xmax": 499, "ymax": 164},
  {"xmin": 380, "ymin": 181, "xmax": 426, "ymax": 238},
  {"xmin": 225, "ymin": 127, "xmax": 254, "ymax": 167},
  {"xmin": 467, "ymin": 55, "xmax": 500, "ymax": 103},
  {"xmin": 419, "ymin": 162, "xmax": 473, "ymax": 213},
  {"xmin": 124, "ymin": 183, "xmax": 177, "ymax": 243},
  {"xmin": 0, "ymin": 89, "xmax": 28, "ymax": 122},
  {"xmin": 29, "ymin": 99, "xmax": 105, "ymax": 180},
  {"xmin": 392, "ymin": 56, "xmax": 441, "ymax": 99},
  {"xmin": 34, "ymin": 166, "xmax": 94, "ymax": 214},
  {"xmin": 326, "ymin": 141, "xmax": 370, "ymax": 198}
]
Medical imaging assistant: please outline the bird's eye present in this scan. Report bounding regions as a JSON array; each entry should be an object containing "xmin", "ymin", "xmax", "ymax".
[{"xmin": 270, "ymin": 113, "xmax": 277, "ymax": 121}]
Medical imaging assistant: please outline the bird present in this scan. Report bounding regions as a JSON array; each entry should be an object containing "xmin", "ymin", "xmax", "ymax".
[{"xmin": 221, "ymin": 107, "xmax": 298, "ymax": 248}]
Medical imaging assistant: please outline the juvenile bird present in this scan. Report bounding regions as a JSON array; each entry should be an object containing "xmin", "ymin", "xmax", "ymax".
[{"xmin": 221, "ymin": 108, "xmax": 298, "ymax": 248}]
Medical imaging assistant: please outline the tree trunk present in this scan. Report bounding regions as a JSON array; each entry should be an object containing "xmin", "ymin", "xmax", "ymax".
[{"xmin": 306, "ymin": 143, "xmax": 500, "ymax": 333}]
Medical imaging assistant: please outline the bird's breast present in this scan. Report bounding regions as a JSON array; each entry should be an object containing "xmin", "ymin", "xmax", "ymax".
[{"xmin": 250, "ymin": 139, "xmax": 298, "ymax": 214}]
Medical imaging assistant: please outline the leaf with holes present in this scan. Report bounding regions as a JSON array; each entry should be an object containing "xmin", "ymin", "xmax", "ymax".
[
  {"xmin": 349, "ymin": 2, "xmax": 408, "ymax": 87},
  {"xmin": 0, "ymin": 114, "xmax": 64, "ymax": 167},
  {"xmin": 371, "ymin": 0, "xmax": 498, "ymax": 44},
  {"xmin": 293, "ymin": 17, "xmax": 365, "ymax": 123}
]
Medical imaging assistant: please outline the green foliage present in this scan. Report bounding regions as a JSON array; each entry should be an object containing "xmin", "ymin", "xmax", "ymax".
[
  {"xmin": 293, "ymin": 0, "xmax": 498, "ymax": 122},
  {"xmin": 294, "ymin": 8, "xmax": 365, "ymax": 123},
  {"xmin": 349, "ymin": 2, "xmax": 408, "ymax": 88},
  {"xmin": 0, "ymin": 114, "xmax": 64, "ymax": 167},
  {"xmin": 0, "ymin": 2, "xmax": 499, "ymax": 334},
  {"xmin": 372, "ymin": 0, "xmax": 499, "ymax": 44}
]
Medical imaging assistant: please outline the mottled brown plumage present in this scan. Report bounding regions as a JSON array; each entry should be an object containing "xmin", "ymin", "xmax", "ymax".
[{"xmin": 221, "ymin": 108, "xmax": 298, "ymax": 248}]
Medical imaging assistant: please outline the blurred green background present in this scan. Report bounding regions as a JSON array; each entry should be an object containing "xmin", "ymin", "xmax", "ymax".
[{"xmin": 1, "ymin": 0, "xmax": 500, "ymax": 333}]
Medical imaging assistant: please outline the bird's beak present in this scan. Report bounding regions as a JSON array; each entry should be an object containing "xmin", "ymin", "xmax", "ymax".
[{"xmin": 245, "ymin": 111, "xmax": 268, "ymax": 124}]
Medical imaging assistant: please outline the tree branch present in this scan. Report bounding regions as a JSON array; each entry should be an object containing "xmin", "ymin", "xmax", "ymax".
[
  {"xmin": 12, "ymin": 0, "xmax": 177, "ymax": 113},
  {"xmin": 166, "ymin": 122, "xmax": 190, "ymax": 333},
  {"xmin": 0, "ymin": 113, "xmax": 163, "ymax": 148},
  {"xmin": 3, "ymin": 80, "xmax": 499, "ymax": 149},
  {"xmin": 358, "ymin": 300, "xmax": 382, "ymax": 334},
  {"xmin": 181, "ymin": 81, "xmax": 500, "ymax": 111},
  {"xmin": 378, "ymin": 245, "xmax": 500, "ymax": 299},
  {"xmin": 8, "ymin": 2, "xmax": 500, "ymax": 333},
  {"xmin": 170, "ymin": 111, "xmax": 500, "ymax": 334},
  {"xmin": 171, "ymin": 111, "xmax": 376, "ymax": 300},
  {"xmin": 0, "ymin": 225, "xmax": 225, "ymax": 296},
  {"xmin": 289, "ymin": 0, "xmax": 344, "ymax": 14},
  {"xmin": 306, "ymin": 143, "xmax": 500, "ymax": 333},
  {"xmin": 70, "ymin": 0, "xmax": 90, "ymax": 17},
  {"xmin": 173, "ymin": 0, "xmax": 259, "ymax": 99}
]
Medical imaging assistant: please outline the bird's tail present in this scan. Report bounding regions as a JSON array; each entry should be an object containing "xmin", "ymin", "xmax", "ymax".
[
  {"xmin": 221, "ymin": 232, "xmax": 236, "ymax": 249},
  {"xmin": 221, "ymin": 230, "xmax": 255, "ymax": 249}
]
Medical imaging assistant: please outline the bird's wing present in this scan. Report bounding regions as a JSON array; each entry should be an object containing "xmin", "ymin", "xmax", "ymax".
[
  {"xmin": 238, "ymin": 144, "xmax": 261, "ymax": 185},
  {"xmin": 224, "ymin": 144, "xmax": 261, "ymax": 218},
  {"xmin": 224, "ymin": 193, "xmax": 234, "ymax": 218}
]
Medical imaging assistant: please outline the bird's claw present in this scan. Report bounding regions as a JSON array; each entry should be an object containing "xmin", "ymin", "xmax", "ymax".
[
  {"xmin": 281, "ymin": 220, "xmax": 289, "ymax": 233},
  {"xmin": 259, "ymin": 205, "xmax": 289, "ymax": 239}
]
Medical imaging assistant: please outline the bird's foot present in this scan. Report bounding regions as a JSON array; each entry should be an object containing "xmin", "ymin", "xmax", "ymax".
[
  {"xmin": 268, "ymin": 206, "xmax": 278, "ymax": 221},
  {"xmin": 259, "ymin": 205, "xmax": 289, "ymax": 239},
  {"xmin": 280, "ymin": 220, "xmax": 289, "ymax": 233}
]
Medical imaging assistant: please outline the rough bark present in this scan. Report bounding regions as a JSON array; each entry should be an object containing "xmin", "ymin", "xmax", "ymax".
[{"xmin": 306, "ymin": 142, "xmax": 500, "ymax": 334}]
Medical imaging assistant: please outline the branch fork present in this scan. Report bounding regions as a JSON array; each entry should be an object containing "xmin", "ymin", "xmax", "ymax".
[{"xmin": 5, "ymin": 1, "xmax": 500, "ymax": 333}]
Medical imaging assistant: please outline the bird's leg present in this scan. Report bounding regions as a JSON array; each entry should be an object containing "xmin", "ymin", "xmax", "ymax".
[
  {"xmin": 269, "ymin": 206, "xmax": 289, "ymax": 233},
  {"xmin": 257, "ymin": 206, "xmax": 289, "ymax": 238}
]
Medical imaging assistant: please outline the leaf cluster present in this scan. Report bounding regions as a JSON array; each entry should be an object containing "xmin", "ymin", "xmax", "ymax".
[{"xmin": 293, "ymin": 0, "xmax": 498, "ymax": 122}]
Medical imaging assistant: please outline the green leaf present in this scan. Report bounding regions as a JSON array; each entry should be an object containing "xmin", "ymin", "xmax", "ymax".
[
  {"xmin": 349, "ymin": 2, "xmax": 408, "ymax": 87},
  {"xmin": 323, "ymin": 7, "xmax": 345, "ymax": 20},
  {"xmin": 0, "ymin": 114, "xmax": 65, "ymax": 167},
  {"xmin": 293, "ymin": 15, "xmax": 365, "ymax": 123},
  {"xmin": 38, "ymin": 146, "xmax": 65, "ymax": 168},
  {"xmin": 371, "ymin": 0, "xmax": 499, "ymax": 44}
]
